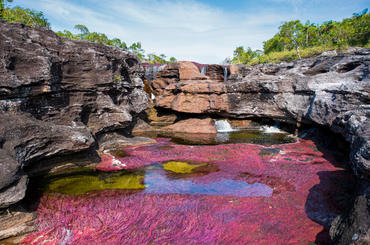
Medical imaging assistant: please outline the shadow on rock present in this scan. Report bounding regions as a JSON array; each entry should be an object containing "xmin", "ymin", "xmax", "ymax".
[{"xmin": 305, "ymin": 170, "xmax": 358, "ymax": 244}]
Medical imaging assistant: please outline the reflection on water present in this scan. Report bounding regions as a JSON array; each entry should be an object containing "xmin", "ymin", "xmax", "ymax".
[
  {"xmin": 170, "ymin": 130, "xmax": 295, "ymax": 145},
  {"xmin": 144, "ymin": 167, "xmax": 272, "ymax": 197},
  {"xmin": 38, "ymin": 162, "xmax": 272, "ymax": 197}
]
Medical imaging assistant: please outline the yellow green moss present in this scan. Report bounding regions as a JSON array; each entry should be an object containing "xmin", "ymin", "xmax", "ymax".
[
  {"xmin": 163, "ymin": 161, "xmax": 207, "ymax": 174},
  {"xmin": 41, "ymin": 169, "xmax": 145, "ymax": 195}
]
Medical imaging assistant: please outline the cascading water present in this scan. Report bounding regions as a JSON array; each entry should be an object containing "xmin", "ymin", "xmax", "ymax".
[
  {"xmin": 214, "ymin": 119, "xmax": 235, "ymax": 133},
  {"xmin": 262, "ymin": 122, "xmax": 284, "ymax": 133},
  {"xmin": 153, "ymin": 64, "xmax": 166, "ymax": 80},
  {"xmin": 200, "ymin": 66, "xmax": 208, "ymax": 75},
  {"xmin": 224, "ymin": 67, "xmax": 228, "ymax": 82},
  {"xmin": 144, "ymin": 64, "xmax": 167, "ymax": 82}
]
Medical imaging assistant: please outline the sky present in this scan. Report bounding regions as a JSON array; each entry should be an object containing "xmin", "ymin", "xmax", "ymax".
[{"xmin": 8, "ymin": 0, "xmax": 369, "ymax": 64}]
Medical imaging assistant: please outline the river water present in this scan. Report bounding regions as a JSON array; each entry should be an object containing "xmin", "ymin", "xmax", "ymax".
[{"xmin": 23, "ymin": 131, "xmax": 356, "ymax": 244}]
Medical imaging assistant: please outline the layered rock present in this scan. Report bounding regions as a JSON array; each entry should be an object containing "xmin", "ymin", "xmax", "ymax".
[
  {"xmin": 152, "ymin": 61, "xmax": 209, "ymax": 96},
  {"xmin": 0, "ymin": 18, "xmax": 148, "ymax": 213},
  {"xmin": 155, "ymin": 51, "xmax": 369, "ymax": 127}
]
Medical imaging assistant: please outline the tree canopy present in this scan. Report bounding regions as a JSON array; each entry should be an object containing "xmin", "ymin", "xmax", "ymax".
[
  {"xmin": 229, "ymin": 8, "xmax": 370, "ymax": 65},
  {"xmin": 1, "ymin": 1, "xmax": 50, "ymax": 28}
]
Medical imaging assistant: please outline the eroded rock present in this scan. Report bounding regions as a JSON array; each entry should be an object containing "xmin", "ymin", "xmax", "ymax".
[{"xmin": 0, "ymin": 19, "xmax": 149, "ymax": 209}]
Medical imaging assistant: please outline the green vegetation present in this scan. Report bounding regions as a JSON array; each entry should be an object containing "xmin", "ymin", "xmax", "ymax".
[
  {"xmin": 56, "ymin": 24, "xmax": 128, "ymax": 49},
  {"xmin": 147, "ymin": 53, "xmax": 177, "ymax": 64},
  {"xmin": 163, "ymin": 161, "xmax": 207, "ymax": 174},
  {"xmin": 40, "ymin": 168, "xmax": 145, "ymax": 195},
  {"xmin": 1, "ymin": 0, "xmax": 50, "ymax": 28},
  {"xmin": 228, "ymin": 8, "xmax": 370, "ymax": 65}
]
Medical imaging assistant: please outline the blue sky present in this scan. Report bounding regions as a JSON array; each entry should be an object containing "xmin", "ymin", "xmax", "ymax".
[{"xmin": 8, "ymin": 0, "xmax": 369, "ymax": 64}]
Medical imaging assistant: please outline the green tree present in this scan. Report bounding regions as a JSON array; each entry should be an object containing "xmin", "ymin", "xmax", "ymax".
[
  {"xmin": 2, "ymin": 2, "xmax": 50, "ymax": 28},
  {"xmin": 0, "ymin": 0, "xmax": 12, "ymax": 18},
  {"xmin": 302, "ymin": 20, "xmax": 317, "ymax": 47},
  {"xmin": 128, "ymin": 42, "xmax": 145, "ymax": 59},
  {"xmin": 279, "ymin": 20, "xmax": 303, "ymax": 59},
  {"xmin": 56, "ymin": 24, "xmax": 127, "ymax": 49},
  {"xmin": 232, "ymin": 46, "xmax": 258, "ymax": 64},
  {"xmin": 169, "ymin": 57, "xmax": 177, "ymax": 63}
]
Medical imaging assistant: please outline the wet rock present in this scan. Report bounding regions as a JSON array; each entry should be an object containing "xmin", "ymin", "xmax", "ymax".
[{"xmin": 330, "ymin": 179, "xmax": 370, "ymax": 245}]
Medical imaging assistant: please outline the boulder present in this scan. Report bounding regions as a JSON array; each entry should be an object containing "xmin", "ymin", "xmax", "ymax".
[{"xmin": 163, "ymin": 118, "xmax": 217, "ymax": 134}]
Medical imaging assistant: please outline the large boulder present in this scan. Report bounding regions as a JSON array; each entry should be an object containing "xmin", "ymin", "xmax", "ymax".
[{"xmin": 0, "ymin": 19, "xmax": 149, "ymax": 209}]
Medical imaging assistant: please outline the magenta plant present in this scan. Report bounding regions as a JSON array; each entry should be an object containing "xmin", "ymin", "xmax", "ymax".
[{"xmin": 23, "ymin": 138, "xmax": 356, "ymax": 244}]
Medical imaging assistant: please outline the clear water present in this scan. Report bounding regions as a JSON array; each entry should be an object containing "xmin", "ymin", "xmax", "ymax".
[
  {"xmin": 37, "ymin": 163, "xmax": 273, "ymax": 197},
  {"xmin": 168, "ymin": 130, "xmax": 295, "ymax": 145}
]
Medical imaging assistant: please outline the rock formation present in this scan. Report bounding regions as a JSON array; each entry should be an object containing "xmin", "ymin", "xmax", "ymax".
[
  {"xmin": 152, "ymin": 50, "xmax": 370, "ymax": 244},
  {"xmin": 0, "ymin": 19, "xmax": 149, "ymax": 239}
]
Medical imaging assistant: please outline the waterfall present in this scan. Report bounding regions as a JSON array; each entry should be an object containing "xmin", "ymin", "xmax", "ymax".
[
  {"xmin": 262, "ymin": 123, "xmax": 284, "ymax": 133},
  {"xmin": 200, "ymin": 66, "xmax": 208, "ymax": 75},
  {"xmin": 153, "ymin": 64, "xmax": 166, "ymax": 80},
  {"xmin": 215, "ymin": 120, "xmax": 235, "ymax": 133},
  {"xmin": 144, "ymin": 64, "xmax": 167, "ymax": 82},
  {"xmin": 224, "ymin": 67, "xmax": 228, "ymax": 82}
]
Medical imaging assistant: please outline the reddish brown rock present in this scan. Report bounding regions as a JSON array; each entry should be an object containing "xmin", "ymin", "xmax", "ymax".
[
  {"xmin": 156, "ymin": 80, "xmax": 228, "ymax": 114},
  {"xmin": 163, "ymin": 118, "xmax": 217, "ymax": 134},
  {"xmin": 204, "ymin": 64, "xmax": 225, "ymax": 82},
  {"xmin": 151, "ymin": 61, "xmax": 209, "ymax": 96},
  {"xmin": 177, "ymin": 61, "xmax": 209, "ymax": 81}
]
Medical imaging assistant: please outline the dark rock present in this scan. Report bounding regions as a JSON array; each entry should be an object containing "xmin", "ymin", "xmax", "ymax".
[
  {"xmin": 330, "ymin": 179, "xmax": 370, "ymax": 245},
  {"xmin": 0, "ymin": 175, "xmax": 28, "ymax": 209},
  {"xmin": 0, "ymin": 19, "xmax": 149, "ymax": 209}
]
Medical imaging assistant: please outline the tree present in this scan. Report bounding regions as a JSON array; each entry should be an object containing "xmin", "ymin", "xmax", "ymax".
[
  {"xmin": 0, "ymin": 0, "xmax": 12, "ymax": 18},
  {"xmin": 2, "ymin": 3, "xmax": 51, "ymax": 28},
  {"xmin": 56, "ymin": 24, "xmax": 127, "ymax": 49},
  {"xmin": 232, "ymin": 46, "xmax": 258, "ymax": 64},
  {"xmin": 302, "ymin": 20, "xmax": 317, "ymax": 47},
  {"xmin": 169, "ymin": 57, "xmax": 177, "ymax": 63},
  {"xmin": 220, "ymin": 57, "xmax": 232, "ymax": 65},
  {"xmin": 279, "ymin": 20, "xmax": 303, "ymax": 59},
  {"xmin": 128, "ymin": 42, "xmax": 145, "ymax": 59}
]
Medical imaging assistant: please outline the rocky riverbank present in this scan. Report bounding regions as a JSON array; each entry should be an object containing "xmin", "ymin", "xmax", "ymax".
[
  {"xmin": 149, "ymin": 52, "xmax": 370, "ymax": 244},
  {"xmin": 0, "ymin": 19, "xmax": 150, "ymax": 240}
]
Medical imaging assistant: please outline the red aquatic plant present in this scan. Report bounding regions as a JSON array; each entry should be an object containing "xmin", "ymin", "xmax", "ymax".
[{"xmin": 23, "ymin": 138, "xmax": 356, "ymax": 244}]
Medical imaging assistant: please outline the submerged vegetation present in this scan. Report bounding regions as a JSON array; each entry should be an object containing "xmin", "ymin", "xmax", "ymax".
[{"xmin": 227, "ymin": 8, "xmax": 370, "ymax": 65}]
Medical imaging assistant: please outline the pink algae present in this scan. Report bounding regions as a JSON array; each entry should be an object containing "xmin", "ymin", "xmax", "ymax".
[{"xmin": 23, "ymin": 138, "xmax": 356, "ymax": 244}]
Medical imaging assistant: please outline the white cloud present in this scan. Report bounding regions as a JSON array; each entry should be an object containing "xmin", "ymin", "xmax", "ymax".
[{"xmin": 11, "ymin": 0, "xmax": 368, "ymax": 64}]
